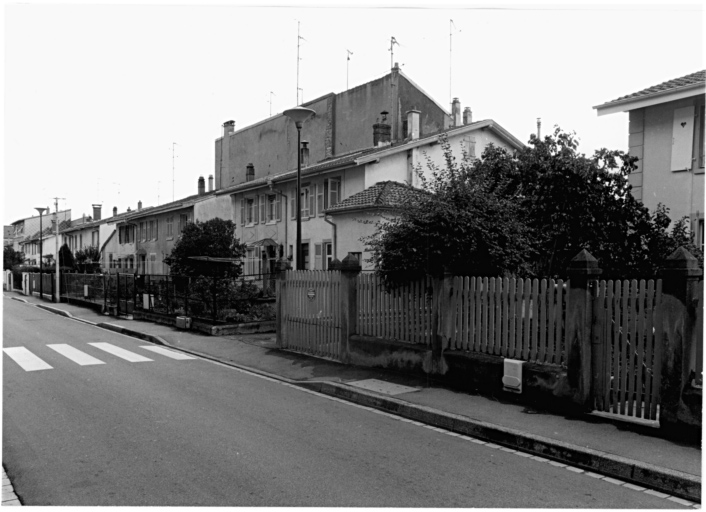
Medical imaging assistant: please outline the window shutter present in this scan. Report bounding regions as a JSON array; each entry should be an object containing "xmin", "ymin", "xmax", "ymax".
[
  {"xmin": 324, "ymin": 180, "xmax": 329, "ymax": 209},
  {"xmin": 317, "ymin": 183, "xmax": 324, "ymax": 215},
  {"xmin": 119, "ymin": 227, "xmax": 123, "ymax": 244},
  {"xmin": 275, "ymin": 194, "xmax": 281, "ymax": 221},
  {"xmin": 240, "ymin": 198, "xmax": 245, "ymax": 225},
  {"xmin": 314, "ymin": 243, "xmax": 323, "ymax": 270},
  {"xmin": 671, "ymin": 106, "xmax": 695, "ymax": 171},
  {"xmin": 291, "ymin": 190, "xmax": 296, "ymax": 219},
  {"xmin": 155, "ymin": 221, "xmax": 158, "ymax": 240},
  {"xmin": 309, "ymin": 185, "xmax": 315, "ymax": 217},
  {"xmin": 254, "ymin": 196, "xmax": 259, "ymax": 223},
  {"xmin": 330, "ymin": 179, "xmax": 340, "ymax": 207},
  {"xmin": 260, "ymin": 194, "xmax": 266, "ymax": 223}
]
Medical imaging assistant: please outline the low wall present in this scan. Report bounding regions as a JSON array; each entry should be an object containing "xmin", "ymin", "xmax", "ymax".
[
  {"xmin": 192, "ymin": 319, "xmax": 276, "ymax": 336},
  {"xmin": 349, "ymin": 335, "xmax": 430, "ymax": 375}
]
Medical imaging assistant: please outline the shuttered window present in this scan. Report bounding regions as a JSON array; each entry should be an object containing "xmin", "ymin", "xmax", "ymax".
[{"xmin": 671, "ymin": 105, "xmax": 695, "ymax": 171}]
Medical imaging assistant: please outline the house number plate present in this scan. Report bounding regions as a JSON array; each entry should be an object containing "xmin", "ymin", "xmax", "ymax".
[{"xmin": 307, "ymin": 288, "xmax": 316, "ymax": 301}]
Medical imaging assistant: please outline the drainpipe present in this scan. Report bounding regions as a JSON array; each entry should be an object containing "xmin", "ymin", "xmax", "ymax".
[{"xmin": 323, "ymin": 215, "xmax": 337, "ymax": 263}]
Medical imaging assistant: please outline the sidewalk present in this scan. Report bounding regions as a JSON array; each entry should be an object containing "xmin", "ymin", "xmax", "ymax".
[{"xmin": 6, "ymin": 291, "xmax": 702, "ymax": 503}]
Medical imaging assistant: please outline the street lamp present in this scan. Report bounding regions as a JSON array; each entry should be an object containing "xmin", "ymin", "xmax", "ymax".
[
  {"xmin": 283, "ymin": 106, "xmax": 315, "ymax": 271},
  {"xmin": 35, "ymin": 207, "xmax": 47, "ymax": 299}
]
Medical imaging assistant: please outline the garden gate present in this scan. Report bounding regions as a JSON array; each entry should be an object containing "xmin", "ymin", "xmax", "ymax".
[
  {"xmin": 279, "ymin": 270, "xmax": 342, "ymax": 361},
  {"xmin": 592, "ymin": 279, "xmax": 663, "ymax": 422}
]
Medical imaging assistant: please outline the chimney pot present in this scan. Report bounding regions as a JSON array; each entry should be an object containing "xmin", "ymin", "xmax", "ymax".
[
  {"xmin": 113, "ymin": 206, "xmax": 118, "ymax": 217},
  {"xmin": 138, "ymin": 200, "xmax": 142, "ymax": 210},
  {"xmin": 406, "ymin": 109, "xmax": 421, "ymax": 140},
  {"xmin": 198, "ymin": 176, "xmax": 206, "ymax": 195},
  {"xmin": 208, "ymin": 175, "xmax": 214, "ymax": 192},
  {"xmin": 463, "ymin": 107, "xmax": 473, "ymax": 125},
  {"xmin": 223, "ymin": 120, "xmax": 235, "ymax": 137},
  {"xmin": 452, "ymin": 98, "xmax": 462, "ymax": 127}
]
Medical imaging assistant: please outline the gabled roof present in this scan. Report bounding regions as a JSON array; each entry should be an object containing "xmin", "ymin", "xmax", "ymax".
[
  {"xmin": 325, "ymin": 181, "xmax": 428, "ymax": 215},
  {"xmin": 594, "ymin": 70, "xmax": 706, "ymax": 116},
  {"xmin": 121, "ymin": 190, "xmax": 217, "ymax": 221}
]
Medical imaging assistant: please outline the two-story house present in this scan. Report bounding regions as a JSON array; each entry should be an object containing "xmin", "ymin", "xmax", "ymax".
[
  {"xmin": 595, "ymin": 70, "xmax": 705, "ymax": 246},
  {"xmin": 10, "ymin": 209, "xmax": 71, "ymax": 253}
]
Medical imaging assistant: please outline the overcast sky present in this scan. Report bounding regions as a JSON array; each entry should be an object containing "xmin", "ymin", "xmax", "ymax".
[{"xmin": 3, "ymin": 1, "xmax": 704, "ymax": 225}]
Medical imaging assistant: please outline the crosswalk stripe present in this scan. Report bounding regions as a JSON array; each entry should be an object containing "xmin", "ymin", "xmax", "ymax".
[
  {"xmin": 3, "ymin": 347, "xmax": 53, "ymax": 371},
  {"xmin": 139, "ymin": 346, "xmax": 196, "ymax": 360},
  {"xmin": 89, "ymin": 343, "xmax": 153, "ymax": 362},
  {"xmin": 47, "ymin": 344, "xmax": 105, "ymax": 366}
]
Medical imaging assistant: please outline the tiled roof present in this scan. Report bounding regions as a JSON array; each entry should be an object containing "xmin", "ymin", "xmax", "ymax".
[
  {"xmin": 599, "ymin": 70, "xmax": 705, "ymax": 107},
  {"xmin": 325, "ymin": 181, "xmax": 427, "ymax": 214}
]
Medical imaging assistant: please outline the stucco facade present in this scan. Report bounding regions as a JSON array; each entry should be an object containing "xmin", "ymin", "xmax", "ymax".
[{"xmin": 596, "ymin": 70, "xmax": 705, "ymax": 246}]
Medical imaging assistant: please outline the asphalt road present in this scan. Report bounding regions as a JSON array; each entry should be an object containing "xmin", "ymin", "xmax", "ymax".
[{"xmin": 2, "ymin": 295, "xmax": 682, "ymax": 507}]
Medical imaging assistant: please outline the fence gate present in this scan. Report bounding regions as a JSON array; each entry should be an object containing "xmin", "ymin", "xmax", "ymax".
[
  {"xmin": 592, "ymin": 279, "xmax": 663, "ymax": 422},
  {"xmin": 280, "ymin": 270, "xmax": 342, "ymax": 361}
]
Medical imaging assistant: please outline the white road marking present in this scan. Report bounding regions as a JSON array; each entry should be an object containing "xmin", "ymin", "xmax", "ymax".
[
  {"xmin": 3, "ymin": 347, "xmax": 52, "ymax": 372},
  {"xmin": 139, "ymin": 346, "xmax": 196, "ymax": 360},
  {"xmin": 89, "ymin": 343, "xmax": 152, "ymax": 362},
  {"xmin": 47, "ymin": 344, "xmax": 105, "ymax": 366}
]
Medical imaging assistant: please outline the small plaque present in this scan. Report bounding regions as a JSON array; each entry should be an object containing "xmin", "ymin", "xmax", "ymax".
[{"xmin": 307, "ymin": 288, "xmax": 316, "ymax": 301}]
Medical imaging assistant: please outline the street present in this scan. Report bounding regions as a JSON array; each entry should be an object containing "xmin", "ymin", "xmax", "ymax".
[{"xmin": 2, "ymin": 295, "xmax": 682, "ymax": 507}]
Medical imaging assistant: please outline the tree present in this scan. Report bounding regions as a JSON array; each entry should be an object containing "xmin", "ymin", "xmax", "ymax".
[
  {"xmin": 363, "ymin": 134, "xmax": 535, "ymax": 282},
  {"xmin": 365, "ymin": 128, "xmax": 702, "ymax": 282},
  {"xmin": 75, "ymin": 245, "xmax": 101, "ymax": 273},
  {"xmin": 164, "ymin": 218, "xmax": 246, "ymax": 278},
  {"xmin": 58, "ymin": 243, "xmax": 75, "ymax": 270},
  {"xmin": 3, "ymin": 246, "xmax": 24, "ymax": 270}
]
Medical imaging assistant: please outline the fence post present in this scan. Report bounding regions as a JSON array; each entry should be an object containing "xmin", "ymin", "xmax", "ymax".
[
  {"xmin": 275, "ymin": 259, "xmax": 291, "ymax": 349},
  {"xmin": 566, "ymin": 249, "xmax": 602, "ymax": 410},
  {"xmin": 337, "ymin": 254, "xmax": 361, "ymax": 364},
  {"xmin": 658, "ymin": 247, "xmax": 703, "ymax": 437},
  {"xmin": 212, "ymin": 276, "xmax": 217, "ymax": 324}
]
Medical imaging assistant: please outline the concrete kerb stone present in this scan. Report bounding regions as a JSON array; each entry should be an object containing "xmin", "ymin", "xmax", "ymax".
[
  {"xmin": 96, "ymin": 323, "xmax": 168, "ymax": 347},
  {"xmin": 301, "ymin": 380, "xmax": 701, "ymax": 503},
  {"xmin": 35, "ymin": 304, "xmax": 73, "ymax": 318}
]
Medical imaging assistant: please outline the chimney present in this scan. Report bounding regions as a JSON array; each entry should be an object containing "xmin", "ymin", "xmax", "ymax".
[
  {"xmin": 406, "ymin": 110, "xmax": 420, "ymax": 140},
  {"xmin": 92, "ymin": 204, "xmax": 102, "ymax": 221},
  {"xmin": 208, "ymin": 175, "xmax": 214, "ymax": 192},
  {"xmin": 300, "ymin": 141, "xmax": 310, "ymax": 167},
  {"xmin": 198, "ymin": 176, "xmax": 206, "ymax": 195},
  {"xmin": 223, "ymin": 120, "xmax": 235, "ymax": 137},
  {"xmin": 246, "ymin": 164, "xmax": 255, "ymax": 182},
  {"xmin": 113, "ymin": 206, "xmax": 118, "ymax": 217},
  {"xmin": 137, "ymin": 200, "xmax": 142, "ymax": 211},
  {"xmin": 373, "ymin": 111, "xmax": 392, "ymax": 147},
  {"xmin": 452, "ymin": 98, "xmax": 462, "ymax": 127},
  {"xmin": 537, "ymin": 118, "xmax": 542, "ymax": 139},
  {"xmin": 463, "ymin": 107, "xmax": 473, "ymax": 126},
  {"xmin": 127, "ymin": 207, "xmax": 131, "ymax": 212}
]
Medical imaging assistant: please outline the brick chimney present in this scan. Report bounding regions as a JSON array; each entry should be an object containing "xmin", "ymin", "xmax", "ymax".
[
  {"xmin": 198, "ymin": 176, "xmax": 206, "ymax": 195},
  {"xmin": 463, "ymin": 107, "xmax": 473, "ymax": 125},
  {"xmin": 223, "ymin": 120, "xmax": 235, "ymax": 137},
  {"xmin": 113, "ymin": 206, "xmax": 118, "ymax": 217},
  {"xmin": 92, "ymin": 204, "xmax": 102, "ymax": 221},
  {"xmin": 138, "ymin": 200, "xmax": 143, "ymax": 211},
  {"xmin": 246, "ymin": 164, "xmax": 255, "ymax": 182},
  {"xmin": 373, "ymin": 111, "xmax": 392, "ymax": 147},
  {"xmin": 208, "ymin": 175, "xmax": 214, "ymax": 192},
  {"xmin": 300, "ymin": 141, "xmax": 310, "ymax": 167},
  {"xmin": 452, "ymin": 98, "xmax": 462, "ymax": 127},
  {"xmin": 406, "ymin": 110, "xmax": 420, "ymax": 140}
]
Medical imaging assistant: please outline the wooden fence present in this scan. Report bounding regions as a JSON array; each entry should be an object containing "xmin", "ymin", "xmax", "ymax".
[
  {"xmin": 280, "ymin": 270, "xmax": 342, "ymax": 360},
  {"xmin": 446, "ymin": 277, "xmax": 567, "ymax": 365},
  {"xmin": 357, "ymin": 273, "xmax": 433, "ymax": 345}
]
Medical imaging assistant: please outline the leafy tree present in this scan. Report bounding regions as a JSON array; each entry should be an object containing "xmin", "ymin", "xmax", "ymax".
[
  {"xmin": 58, "ymin": 243, "xmax": 75, "ymax": 269},
  {"xmin": 365, "ymin": 128, "xmax": 702, "ymax": 282},
  {"xmin": 3, "ymin": 246, "xmax": 24, "ymax": 270},
  {"xmin": 75, "ymin": 245, "xmax": 101, "ymax": 273},
  {"xmin": 164, "ymin": 218, "xmax": 245, "ymax": 278}
]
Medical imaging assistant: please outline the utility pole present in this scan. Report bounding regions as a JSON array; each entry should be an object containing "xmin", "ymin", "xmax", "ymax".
[{"xmin": 53, "ymin": 197, "xmax": 65, "ymax": 303}]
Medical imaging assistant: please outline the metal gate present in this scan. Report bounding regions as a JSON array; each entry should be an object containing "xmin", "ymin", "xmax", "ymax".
[
  {"xmin": 592, "ymin": 279, "xmax": 663, "ymax": 422},
  {"xmin": 280, "ymin": 270, "xmax": 342, "ymax": 360}
]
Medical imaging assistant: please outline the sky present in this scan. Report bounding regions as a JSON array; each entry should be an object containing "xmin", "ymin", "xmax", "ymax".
[{"xmin": 3, "ymin": 0, "xmax": 704, "ymax": 225}]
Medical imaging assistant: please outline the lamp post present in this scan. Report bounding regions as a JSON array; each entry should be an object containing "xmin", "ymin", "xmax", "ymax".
[
  {"xmin": 283, "ymin": 106, "xmax": 315, "ymax": 270},
  {"xmin": 35, "ymin": 207, "xmax": 47, "ymax": 299}
]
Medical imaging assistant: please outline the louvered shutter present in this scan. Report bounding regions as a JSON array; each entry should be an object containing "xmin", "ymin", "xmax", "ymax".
[
  {"xmin": 309, "ymin": 185, "xmax": 315, "ymax": 217},
  {"xmin": 317, "ymin": 183, "xmax": 324, "ymax": 215},
  {"xmin": 291, "ymin": 190, "xmax": 296, "ymax": 219},
  {"xmin": 260, "ymin": 194, "xmax": 266, "ymax": 223},
  {"xmin": 240, "ymin": 198, "xmax": 245, "ymax": 225},
  {"xmin": 330, "ymin": 179, "xmax": 340, "ymax": 207},
  {"xmin": 275, "ymin": 194, "xmax": 281, "ymax": 221}
]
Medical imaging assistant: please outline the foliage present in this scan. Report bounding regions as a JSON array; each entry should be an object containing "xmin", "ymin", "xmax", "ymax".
[
  {"xmin": 59, "ymin": 243, "xmax": 75, "ymax": 269},
  {"xmin": 164, "ymin": 218, "xmax": 246, "ymax": 278},
  {"xmin": 365, "ymin": 128, "xmax": 703, "ymax": 282},
  {"xmin": 75, "ymin": 245, "xmax": 101, "ymax": 273},
  {"xmin": 4, "ymin": 246, "xmax": 24, "ymax": 270}
]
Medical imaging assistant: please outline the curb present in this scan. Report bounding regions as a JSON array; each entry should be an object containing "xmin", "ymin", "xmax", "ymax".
[
  {"xmin": 297, "ymin": 380, "xmax": 700, "ymax": 503},
  {"xmin": 24, "ymin": 301, "xmax": 702, "ymax": 503}
]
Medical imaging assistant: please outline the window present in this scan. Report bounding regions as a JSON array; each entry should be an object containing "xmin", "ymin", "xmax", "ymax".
[
  {"xmin": 300, "ymin": 184, "xmax": 314, "ymax": 218},
  {"xmin": 348, "ymin": 251, "xmax": 362, "ymax": 265},
  {"xmin": 166, "ymin": 216, "xmax": 173, "ymax": 238},
  {"xmin": 179, "ymin": 214, "xmax": 188, "ymax": 233},
  {"xmin": 91, "ymin": 230, "xmax": 99, "ymax": 247},
  {"xmin": 245, "ymin": 247, "xmax": 261, "ymax": 275},
  {"xmin": 300, "ymin": 243, "xmax": 310, "ymax": 270},
  {"xmin": 324, "ymin": 242, "xmax": 333, "ymax": 270},
  {"xmin": 699, "ymin": 104, "xmax": 705, "ymax": 169},
  {"xmin": 266, "ymin": 194, "xmax": 281, "ymax": 223},
  {"xmin": 319, "ymin": 178, "xmax": 341, "ymax": 215},
  {"xmin": 154, "ymin": 219, "xmax": 158, "ymax": 240},
  {"xmin": 139, "ymin": 222, "xmax": 145, "ymax": 241},
  {"xmin": 314, "ymin": 243, "xmax": 323, "ymax": 270}
]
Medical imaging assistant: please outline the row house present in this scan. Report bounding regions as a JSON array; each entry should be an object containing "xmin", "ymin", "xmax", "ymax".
[
  {"xmin": 210, "ymin": 102, "xmax": 524, "ymax": 271},
  {"xmin": 10, "ymin": 209, "xmax": 71, "ymax": 252}
]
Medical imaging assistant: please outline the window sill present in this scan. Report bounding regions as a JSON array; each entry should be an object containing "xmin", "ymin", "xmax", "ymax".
[{"xmin": 167, "ymin": 236, "xmax": 174, "ymax": 241}]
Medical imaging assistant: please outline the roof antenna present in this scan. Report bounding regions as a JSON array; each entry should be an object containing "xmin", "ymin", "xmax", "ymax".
[
  {"xmin": 346, "ymin": 49, "xmax": 353, "ymax": 90},
  {"xmin": 389, "ymin": 36, "xmax": 399, "ymax": 70}
]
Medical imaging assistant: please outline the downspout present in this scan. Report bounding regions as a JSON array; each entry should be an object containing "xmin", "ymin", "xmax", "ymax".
[{"xmin": 323, "ymin": 215, "xmax": 337, "ymax": 262}]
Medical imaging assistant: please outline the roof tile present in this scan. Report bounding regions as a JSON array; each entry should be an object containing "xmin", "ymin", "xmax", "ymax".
[
  {"xmin": 326, "ymin": 181, "xmax": 427, "ymax": 214},
  {"xmin": 604, "ymin": 70, "xmax": 705, "ymax": 106}
]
